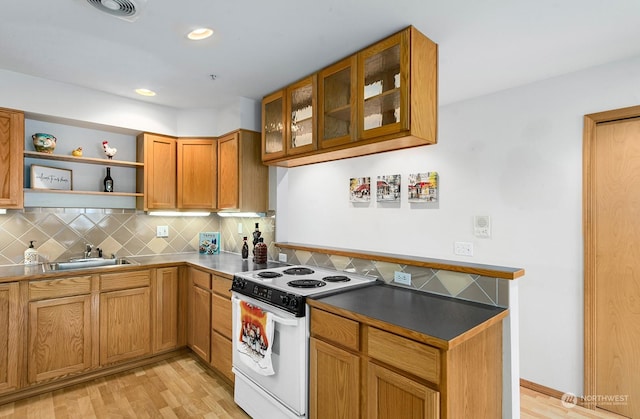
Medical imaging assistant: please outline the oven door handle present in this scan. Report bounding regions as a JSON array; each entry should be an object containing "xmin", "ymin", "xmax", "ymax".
[{"xmin": 232, "ymin": 296, "xmax": 299, "ymax": 327}]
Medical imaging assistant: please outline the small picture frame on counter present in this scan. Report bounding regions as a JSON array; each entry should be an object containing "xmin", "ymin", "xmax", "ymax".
[{"xmin": 30, "ymin": 164, "xmax": 73, "ymax": 191}]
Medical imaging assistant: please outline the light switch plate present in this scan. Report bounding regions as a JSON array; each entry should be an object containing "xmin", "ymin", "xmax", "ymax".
[
  {"xmin": 454, "ymin": 241, "xmax": 473, "ymax": 256},
  {"xmin": 156, "ymin": 225, "xmax": 169, "ymax": 238},
  {"xmin": 278, "ymin": 253, "xmax": 287, "ymax": 263}
]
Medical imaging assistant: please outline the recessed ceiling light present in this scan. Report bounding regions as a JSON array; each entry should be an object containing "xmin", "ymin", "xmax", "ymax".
[
  {"xmin": 187, "ymin": 28, "xmax": 214, "ymax": 41},
  {"xmin": 135, "ymin": 88, "xmax": 156, "ymax": 97}
]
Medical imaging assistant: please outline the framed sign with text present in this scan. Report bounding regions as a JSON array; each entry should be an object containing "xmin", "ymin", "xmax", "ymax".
[{"xmin": 31, "ymin": 164, "xmax": 73, "ymax": 190}]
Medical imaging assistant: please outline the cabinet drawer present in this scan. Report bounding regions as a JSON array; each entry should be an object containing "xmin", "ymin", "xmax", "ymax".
[
  {"xmin": 367, "ymin": 327, "xmax": 440, "ymax": 384},
  {"xmin": 212, "ymin": 293, "xmax": 232, "ymax": 339},
  {"xmin": 29, "ymin": 275, "xmax": 91, "ymax": 300},
  {"xmin": 100, "ymin": 270, "xmax": 150, "ymax": 291},
  {"xmin": 212, "ymin": 275, "xmax": 231, "ymax": 298},
  {"xmin": 311, "ymin": 308, "xmax": 359, "ymax": 351},
  {"xmin": 191, "ymin": 268, "xmax": 211, "ymax": 290}
]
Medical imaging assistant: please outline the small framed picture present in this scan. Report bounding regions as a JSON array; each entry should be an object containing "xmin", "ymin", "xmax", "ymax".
[
  {"xmin": 408, "ymin": 172, "xmax": 438, "ymax": 202},
  {"xmin": 199, "ymin": 232, "xmax": 220, "ymax": 255},
  {"xmin": 30, "ymin": 165, "xmax": 73, "ymax": 190},
  {"xmin": 350, "ymin": 177, "xmax": 371, "ymax": 202}
]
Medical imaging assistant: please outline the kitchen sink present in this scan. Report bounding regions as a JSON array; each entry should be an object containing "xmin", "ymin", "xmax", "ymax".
[{"xmin": 45, "ymin": 257, "xmax": 136, "ymax": 271}]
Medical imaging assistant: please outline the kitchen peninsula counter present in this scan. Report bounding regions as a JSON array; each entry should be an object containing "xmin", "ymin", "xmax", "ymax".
[{"xmin": 308, "ymin": 284, "xmax": 507, "ymax": 350}]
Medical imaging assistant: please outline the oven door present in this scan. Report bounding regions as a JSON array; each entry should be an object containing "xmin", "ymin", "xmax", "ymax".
[{"xmin": 231, "ymin": 293, "xmax": 308, "ymax": 418}]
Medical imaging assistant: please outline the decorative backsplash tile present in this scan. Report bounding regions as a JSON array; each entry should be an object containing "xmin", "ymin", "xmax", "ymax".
[
  {"xmin": 277, "ymin": 247, "xmax": 509, "ymax": 307},
  {"xmin": 0, "ymin": 209, "xmax": 277, "ymax": 265}
]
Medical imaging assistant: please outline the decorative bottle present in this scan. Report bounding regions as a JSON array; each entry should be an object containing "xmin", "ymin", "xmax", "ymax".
[
  {"xmin": 254, "ymin": 238, "xmax": 268, "ymax": 264},
  {"xmin": 104, "ymin": 167, "xmax": 114, "ymax": 192},
  {"xmin": 252, "ymin": 223, "xmax": 261, "ymax": 260},
  {"xmin": 24, "ymin": 241, "xmax": 38, "ymax": 265},
  {"xmin": 241, "ymin": 237, "xmax": 249, "ymax": 259}
]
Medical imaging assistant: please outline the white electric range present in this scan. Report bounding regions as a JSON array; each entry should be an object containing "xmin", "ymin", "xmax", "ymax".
[{"xmin": 230, "ymin": 265, "xmax": 378, "ymax": 419}]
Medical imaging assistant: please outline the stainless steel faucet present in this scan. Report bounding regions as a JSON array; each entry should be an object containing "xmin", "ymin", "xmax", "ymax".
[{"xmin": 84, "ymin": 243, "xmax": 94, "ymax": 258}]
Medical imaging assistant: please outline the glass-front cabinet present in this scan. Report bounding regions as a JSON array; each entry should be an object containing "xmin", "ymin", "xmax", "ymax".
[
  {"xmin": 262, "ymin": 90, "xmax": 286, "ymax": 161},
  {"xmin": 286, "ymin": 76, "xmax": 317, "ymax": 155},
  {"xmin": 358, "ymin": 30, "xmax": 409, "ymax": 140},
  {"xmin": 318, "ymin": 56, "xmax": 357, "ymax": 149}
]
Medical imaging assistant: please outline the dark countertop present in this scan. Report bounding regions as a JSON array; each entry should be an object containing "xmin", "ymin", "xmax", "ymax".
[
  {"xmin": 308, "ymin": 284, "xmax": 508, "ymax": 350},
  {"xmin": 0, "ymin": 252, "xmax": 288, "ymax": 283}
]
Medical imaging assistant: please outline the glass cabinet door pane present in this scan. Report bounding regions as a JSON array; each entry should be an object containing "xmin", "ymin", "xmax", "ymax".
[
  {"xmin": 264, "ymin": 97, "xmax": 284, "ymax": 154},
  {"xmin": 290, "ymin": 83, "xmax": 314, "ymax": 149},
  {"xmin": 363, "ymin": 43, "xmax": 401, "ymax": 131},
  {"xmin": 323, "ymin": 67, "xmax": 352, "ymax": 141}
]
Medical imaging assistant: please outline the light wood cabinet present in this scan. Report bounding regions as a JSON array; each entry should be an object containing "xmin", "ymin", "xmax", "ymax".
[
  {"xmin": 310, "ymin": 306, "xmax": 502, "ymax": 419},
  {"xmin": 177, "ymin": 138, "xmax": 217, "ymax": 210},
  {"xmin": 27, "ymin": 276, "xmax": 96, "ymax": 384},
  {"xmin": 217, "ymin": 130, "xmax": 268, "ymax": 212},
  {"xmin": 188, "ymin": 267, "xmax": 211, "ymax": 362},
  {"xmin": 319, "ymin": 56, "xmax": 357, "ymax": 149},
  {"xmin": 286, "ymin": 76, "xmax": 317, "ymax": 155},
  {"xmin": 152, "ymin": 267, "xmax": 179, "ymax": 353},
  {"xmin": 0, "ymin": 108, "xmax": 24, "ymax": 209},
  {"xmin": 262, "ymin": 90, "xmax": 287, "ymax": 161},
  {"xmin": 210, "ymin": 274, "xmax": 233, "ymax": 382},
  {"xmin": 0, "ymin": 282, "xmax": 21, "ymax": 394},
  {"xmin": 137, "ymin": 133, "xmax": 177, "ymax": 210},
  {"xmin": 310, "ymin": 337, "xmax": 360, "ymax": 419},
  {"xmin": 137, "ymin": 133, "xmax": 217, "ymax": 211},
  {"xmin": 261, "ymin": 26, "xmax": 437, "ymax": 167},
  {"xmin": 99, "ymin": 270, "xmax": 151, "ymax": 365},
  {"xmin": 368, "ymin": 362, "xmax": 439, "ymax": 419}
]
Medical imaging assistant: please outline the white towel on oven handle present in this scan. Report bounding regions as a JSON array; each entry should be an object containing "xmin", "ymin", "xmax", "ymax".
[{"xmin": 234, "ymin": 297, "xmax": 275, "ymax": 376}]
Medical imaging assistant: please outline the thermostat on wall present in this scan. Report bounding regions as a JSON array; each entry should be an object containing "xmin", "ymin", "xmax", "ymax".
[{"xmin": 474, "ymin": 216, "xmax": 491, "ymax": 238}]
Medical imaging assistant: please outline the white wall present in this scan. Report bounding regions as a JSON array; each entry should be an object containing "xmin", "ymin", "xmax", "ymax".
[{"xmin": 276, "ymin": 54, "xmax": 640, "ymax": 395}]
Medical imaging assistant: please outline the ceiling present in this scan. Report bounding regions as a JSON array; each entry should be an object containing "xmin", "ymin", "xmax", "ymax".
[{"xmin": 2, "ymin": 0, "xmax": 640, "ymax": 110}]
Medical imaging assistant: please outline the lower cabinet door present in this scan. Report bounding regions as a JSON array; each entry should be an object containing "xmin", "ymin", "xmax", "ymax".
[
  {"xmin": 367, "ymin": 362, "xmax": 440, "ymax": 419},
  {"xmin": 309, "ymin": 337, "xmax": 360, "ymax": 419},
  {"xmin": 0, "ymin": 282, "xmax": 20, "ymax": 393},
  {"xmin": 100, "ymin": 287, "xmax": 151, "ymax": 365},
  {"xmin": 28, "ymin": 294, "xmax": 93, "ymax": 383},
  {"xmin": 153, "ymin": 267, "xmax": 179, "ymax": 353},
  {"xmin": 210, "ymin": 331, "xmax": 233, "ymax": 382},
  {"xmin": 189, "ymin": 285, "xmax": 211, "ymax": 361}
]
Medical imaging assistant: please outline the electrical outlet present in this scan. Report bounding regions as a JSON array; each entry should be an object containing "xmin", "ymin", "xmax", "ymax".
[
  {"xmin": 156, "ymin": 225, "xmax": 169, "ymax": 238},
  {"xmin": 278, "ymin": 253, "xmax": 287, "ymax": 263},
  {"xmin": 454, "ymin": 241, "xmax": 473, "ymax": 256},
  {"xmin": 394, "ymin": 271, "xmax": 412, "ymax": 285}
]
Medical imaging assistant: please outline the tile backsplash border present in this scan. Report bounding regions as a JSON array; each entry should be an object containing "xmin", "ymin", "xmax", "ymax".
[{"xmin": 277, "ymin": 247, "xmax": 509, "ymax": 307}]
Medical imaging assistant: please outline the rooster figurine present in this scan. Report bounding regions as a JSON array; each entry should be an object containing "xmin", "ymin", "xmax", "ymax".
[
  {"xmin": 71, "ymin": 147, "xmax": 83, "ymax": 157},
  {"xmin": 102, "ymin": 141, "xmax": 117, "ymax": 159}
]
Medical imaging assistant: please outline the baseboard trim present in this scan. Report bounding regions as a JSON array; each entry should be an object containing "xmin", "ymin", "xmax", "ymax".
[{"xmin": 520, "ymin": 378, "xmax": 587, "ymax": 408}]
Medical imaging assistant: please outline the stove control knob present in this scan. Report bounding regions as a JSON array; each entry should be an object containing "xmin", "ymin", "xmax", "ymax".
[
  {"xmin": 233, "ymin": 278, "xmax": 246, "ymax": 290},
  {"xmin": 289, "ymin": 297, "xmax": 299, "ymax": 308},
  {"xmin": 281, "ymin": 295, "xmax": 290, "ymax": 305}
]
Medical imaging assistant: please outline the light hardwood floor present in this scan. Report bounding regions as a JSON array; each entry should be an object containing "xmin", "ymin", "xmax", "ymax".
[{"xmin": 0, "ymin": 353, "xmax": 628, "ymax": 418}]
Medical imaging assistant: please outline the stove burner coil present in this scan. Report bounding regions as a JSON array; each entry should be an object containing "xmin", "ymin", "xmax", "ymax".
[
  {"xmin": 322, "ymin": 275, "xmax": 351, "ymax": 282},
  {"xmin": 257, "ymin": 271, "xmax": 283, "ymax": 278},
  {"xmin": 283, "ymin": 267, "xmax": 315, "ymax": 276},
  {"xmin": 287, "ymin": 279, "xmax": 326, "ymax": 288}
]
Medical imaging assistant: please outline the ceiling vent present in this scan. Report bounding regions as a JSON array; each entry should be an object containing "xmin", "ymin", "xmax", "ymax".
[{"xmin": 85, "ymin": 0, "xmax": 147, "ymax": 22}]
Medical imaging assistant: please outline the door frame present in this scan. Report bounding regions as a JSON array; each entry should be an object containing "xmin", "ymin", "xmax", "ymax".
[{"xmin": 583, "ymin": 104, "xmax": 640, "ymax": 409}]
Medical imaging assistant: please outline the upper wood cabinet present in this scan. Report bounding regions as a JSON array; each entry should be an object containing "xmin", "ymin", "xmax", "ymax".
[
  {"xmin": 0, "ymin": 108, "xmax": 24, "ymax": 209},
  {"xmin": 261, "ymin": 26, "xmax": 437, "ymax": 167},
  {"xmin": 218, "ymin": 130, "xmax": 268, "ymax": 212},
  {"xmin": 137, "ymin": 133, "xmax": 217, "ymax": 211},
  {"xmin": 137, "ymin": 133, "xmax": 176, "ymax": 210},
  {"xmin": 318, "ymin": 56, "xmax": 357, "ymax": 149},
  {"xmin": 262, "ymin": 90, "xmax": 287, "ymax": 162},
  {"xmin": 178, "ymin": 138, "xmax": 217, "ymax": 210},
  {"xmin": 286, "ymin": 76, "xmax": 318, "ymax": 155}
]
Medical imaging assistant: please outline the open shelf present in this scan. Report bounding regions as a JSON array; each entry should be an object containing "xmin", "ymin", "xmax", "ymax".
[
  {"xmin": 24, "ymin": 188, "xmax": 143, "ymax": 197},
  {"xmin": 24, "ymin": 151, "xmax": 143, "ymax": 168}
]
